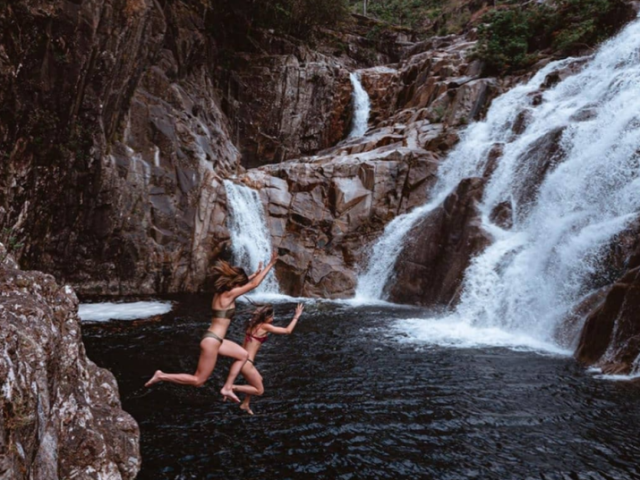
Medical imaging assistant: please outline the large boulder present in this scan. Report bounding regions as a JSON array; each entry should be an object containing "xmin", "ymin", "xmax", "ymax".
[
  {"xmin": 387, "ymin": 177, "xmax": 491, "ymax": 306},
  {"xmin": 0, "ymin": 245, "xmax": 140, "ymax": 479},
  {"xmin": 575, "ymin": 222, "xmax": 640, "ymax": 374},
  {"xmin": 575, "ymin": 266, "xmax": 640, "ymax": 374}
]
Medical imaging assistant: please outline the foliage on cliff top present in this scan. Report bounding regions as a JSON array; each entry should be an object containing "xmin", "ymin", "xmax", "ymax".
[
  {"xmin": 348, "ymin": 0, "xmax": 481, "ymax": 36},
  {"xmin": 350, "ymin": 0, "xmax": 442, "ymax": 29},
  {"xmin": 475, "ymin": 0, "xmax": 634, "ymax": 74}
]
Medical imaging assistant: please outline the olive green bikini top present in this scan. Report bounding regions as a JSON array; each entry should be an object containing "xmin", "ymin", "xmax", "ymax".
[{"xmin": 212, "ymin": 307, "xmax": 236, "ymax": 320}]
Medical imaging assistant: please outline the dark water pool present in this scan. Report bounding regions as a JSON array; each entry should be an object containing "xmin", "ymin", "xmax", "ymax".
[{"xmin": 82, "ymin": 295, "xmax": 640, "ymax": 480}]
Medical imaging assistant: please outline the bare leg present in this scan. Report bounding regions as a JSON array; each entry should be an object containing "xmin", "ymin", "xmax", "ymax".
[
  {"xmin": 232, "ymin": 362, "xmax": 264, "ymax": 396},
  {"xmin": 234, "ymin": 362, "xmax": 264, "ymax": 415},
  {"xmin": 144, "ymin": 338, "xmax": 220, "ymax": 387},
  {"xmin": 218, "ymin": 340, "xmax": 249, "ymax": 403},
  {"xmin": 240, "ymin": 395, "xmax": 253, "ymax": 415}
]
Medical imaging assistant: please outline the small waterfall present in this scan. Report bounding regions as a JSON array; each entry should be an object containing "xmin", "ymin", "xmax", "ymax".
[
  {"xmin": 348, "ymin": 72, "xmax": 371, "ymax": 138},
  {"xmin": 223, "ymin": 180, "xmax": 280, "ymax": 294},
  {"xmin": 358, "ymin": 18, "xmax": 640, "ymax": 350}
]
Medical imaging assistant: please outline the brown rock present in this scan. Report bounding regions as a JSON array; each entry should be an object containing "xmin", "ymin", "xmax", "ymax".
[
  {"xmin": 489, "ymin": 201, "xmax": 513, "ymax": 229},
  {"xmin": 0, "ymin": 245, "xmax": 140, "ymax": 479},
  {"xmin": 575, "ymin": 220, "xmax": 640, "ymax": 373},
  {"xmin": 512, "ymin": 127, "xmax": 566, "ymax": 219},
  {"xmin": 387, "ymin": 177, "xmax": 491, "ymax": 306},
  {"xmin": 242, "ymin": 143, "xmax": 440, "ymax": 298}
]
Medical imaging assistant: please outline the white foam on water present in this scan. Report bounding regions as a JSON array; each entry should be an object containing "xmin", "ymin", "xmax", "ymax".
[
  {"xmin": 348, "ymin": 72, "xmax": 371, "ymax": 138},
  {"xmin": 78, "ymin": 301, "xmax": 172, "ymax": 322},
  {"xmin": 391, "ymin": 317, "xmax": 571, "ymax": 355},
  {"xmin": 588, "ymin": 367, "xmax": 640, "ymax": 382}
]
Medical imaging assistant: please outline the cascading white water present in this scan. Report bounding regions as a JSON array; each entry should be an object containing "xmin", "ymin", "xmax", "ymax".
[
  {"xmin": 360, "ymin": 18, "xmax": 640, "ymax": 352},
  {"xmin": 354, "ymin": 56, "xmax": 570, "ymax": 301},
  {"xmin": 348, "ymin": 72, "xmax": 371, "ymax": 138},
  {"xmin": 223, "ymin": 180, "xmax": 280, "ymax": 294}
]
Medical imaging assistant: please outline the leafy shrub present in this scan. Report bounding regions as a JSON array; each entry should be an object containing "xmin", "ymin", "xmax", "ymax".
[
  {"xmin": 475, "ymin": 0, "xmax": 633, "ymax": 74},
  {"xmin": 351, "ymin": 0, "xmax": 445, "ymax": 30}
]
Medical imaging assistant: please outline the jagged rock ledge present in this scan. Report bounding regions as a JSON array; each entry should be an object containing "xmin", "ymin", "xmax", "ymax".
[{"xmin": 0, "ymin": 244, "xmax": 140, "ymax": 479}]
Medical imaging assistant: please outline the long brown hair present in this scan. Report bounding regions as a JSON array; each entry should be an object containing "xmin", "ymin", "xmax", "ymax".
[
  {"xmin": 211, "ymin": 260, "xmax": 249, "ymax": 292},
  {"xmin": 246, "ymin": 304, "xmax": 274, "ymax": 334}
]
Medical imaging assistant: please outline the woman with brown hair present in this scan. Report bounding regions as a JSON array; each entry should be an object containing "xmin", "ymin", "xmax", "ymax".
[
  {"xmin": 144, "ymin": 252, "xmax": 278, "ymax": 403},
  {"xmin": 231, "ymin": 302, "xmax": 304, "ymax": 415}
]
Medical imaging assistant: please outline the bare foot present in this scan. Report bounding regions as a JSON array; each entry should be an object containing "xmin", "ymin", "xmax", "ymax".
[
  {"xmin": 220, "ymin": 386, "xmax": 240, "ymax": 403},
  {"xmin": 145, "ymin": 370, "xmax": 163, "ymax": 387},
  {"xmin": 240, "ymin": 403, "xmax": 254, "ymax": 415}
]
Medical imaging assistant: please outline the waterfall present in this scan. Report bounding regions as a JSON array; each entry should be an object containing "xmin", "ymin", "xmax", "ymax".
[
  {"xmin": 223, "ymin": 180, "xmax": 280, "ymax": 294},
  {"xmin": 359, "ymin": 18, "xmax": 640, "ymax": 350},
  {"xmin": 348, "ymin": 72, "xmax": 371, "ymax": 138}
]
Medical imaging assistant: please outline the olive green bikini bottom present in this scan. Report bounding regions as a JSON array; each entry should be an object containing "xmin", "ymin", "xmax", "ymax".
[{"xmin": 202, "ymin": 331, "xmax": 223, "ymax": 343}]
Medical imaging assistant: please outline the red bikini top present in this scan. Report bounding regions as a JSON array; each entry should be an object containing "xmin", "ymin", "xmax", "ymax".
[{"xmin": 245, "ymin": 332, "xmax": 268, "ymax": 344}]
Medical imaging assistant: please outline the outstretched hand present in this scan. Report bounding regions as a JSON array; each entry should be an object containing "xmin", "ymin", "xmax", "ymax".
[{"xmin": 295, "ymin": 303, "xmax": 304, "ymax": 318}]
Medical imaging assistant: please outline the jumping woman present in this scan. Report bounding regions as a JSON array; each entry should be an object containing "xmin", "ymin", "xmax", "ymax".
[
  {"xmin": 144, "ymin": 252, "xmax": 278, "ymax": 403},
  {"xmin": 231, "ymin": 303, "xmax": 304, "ymax": 415}
]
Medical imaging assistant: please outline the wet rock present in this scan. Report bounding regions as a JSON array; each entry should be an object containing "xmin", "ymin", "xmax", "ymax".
[
  {"xmin": 483, "ymin": 143, "xmax": 504, "ymax": 178},
  {"xmin": 387, "ymin": 177, "xmax": 491, "ymax": 306},
  {"xmin": 541, "ymin": 57, "xmax": 591, "ymax": 90},
  {"xmin": 512, "ymin": 127, "xmax": 566, "ymax": 219},
  {"xmin": 575, "ymin": 269, "xmax": 640, "ymax": 374},
  {"xmin": 575, "ymin": 220, "xmax": 640, "ymax": 373},
  {"xmin": 557, "ymin": 286, "xmax": 610, "ymax": 349},
  {"xmin": 489, "ymin": 201, "xmax": 513, "ymax": 229},
  {"xmin": 359, "ymin": 66, "xmax": 401, "ymax": 125},
  {"xmin": 218, "ymin": 42, "xmax": 354, "ymax": 167},
  {"xmin": 0, "ymin": 244, "xmax": 140, "ymax": 479}
]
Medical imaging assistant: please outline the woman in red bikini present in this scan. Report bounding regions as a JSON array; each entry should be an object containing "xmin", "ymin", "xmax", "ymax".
[
  {"xmin": 232, "ymin": 303, "xmax": 304, "ymax": 414},
  {"xmin": 144, "ymin": 252, "xmax": 278, "ymax": 403}
]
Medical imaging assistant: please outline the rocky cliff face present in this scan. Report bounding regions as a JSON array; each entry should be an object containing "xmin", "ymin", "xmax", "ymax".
[
  {"xmin": 237, "ymin": 33, "xmax": 502, "ymax": 298},
  {"xmin": 0, "ymin": 1, "xmax": 414, "ymax": 297},
  {"xmin": 0, "ymin": 244, "xmax": 140, "ymax": 479},
  {"xmin": 0, "ymin": 0, "xmax": 238, "ymax": 296}
]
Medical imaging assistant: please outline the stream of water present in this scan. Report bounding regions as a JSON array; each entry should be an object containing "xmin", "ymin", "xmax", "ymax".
[{"xmin": 348, "ymin": 72, "xmax": 371, "ymax": 138}]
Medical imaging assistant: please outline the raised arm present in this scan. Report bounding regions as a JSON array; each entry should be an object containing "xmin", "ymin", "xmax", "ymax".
[
  {"xmin": 227, "ymin": 252, "xmax": 278, "ymax": 299},
  {"xmin": 248, "ymin": 262, "xmax": 263, "ymax": 280},
  {"xmin": 263, "ymin": 304, "xmax": 304, "ymax": 335}
]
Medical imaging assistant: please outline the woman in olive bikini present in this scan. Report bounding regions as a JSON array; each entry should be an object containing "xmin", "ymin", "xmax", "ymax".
[{"xmin": 144, "ymin": 253, "xmax": 278, "ymax": 403}]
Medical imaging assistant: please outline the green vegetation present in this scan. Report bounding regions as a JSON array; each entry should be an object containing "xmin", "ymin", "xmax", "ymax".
[
  {"xmin": 349, "ymin": 0, "xmax": 473, "ymax": 35},
  {"xmin": 475, "ymin": 0, "xmax": 632, "ymax": 74},
  {"xmin": 351, "ymin": 0, "xmax": 442, "ymax": 29}
]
